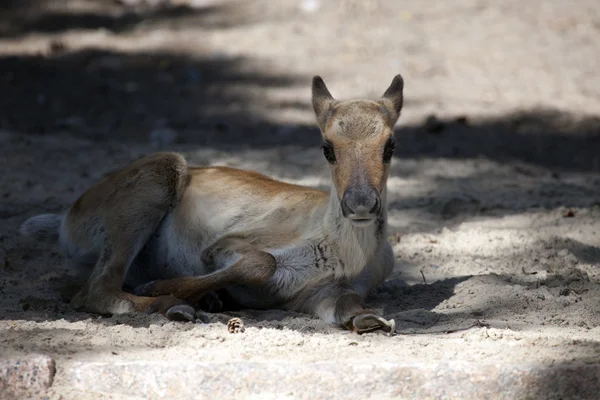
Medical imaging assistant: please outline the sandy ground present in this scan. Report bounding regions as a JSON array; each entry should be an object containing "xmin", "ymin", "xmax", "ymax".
[{"xmin": 1, "ymin": 0, "xmax": 600, "ymax": 398}]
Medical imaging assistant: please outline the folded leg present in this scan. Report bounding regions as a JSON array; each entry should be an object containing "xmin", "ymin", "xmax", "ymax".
[{"xmin": 133, "ymin": 236, "xmax": 277, "ymax": 306}]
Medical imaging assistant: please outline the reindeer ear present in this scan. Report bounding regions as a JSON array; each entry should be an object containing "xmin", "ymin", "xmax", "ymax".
[
  {"xmin": 312, "ymin": 76, "xmax": 336, "ymax": 131},
  {"xmin": 379, "ymin": 74, "xmax": 404, "ymax": 125}
]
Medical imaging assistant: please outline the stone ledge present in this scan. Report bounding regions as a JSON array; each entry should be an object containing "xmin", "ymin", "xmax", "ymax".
[
  {"xmin": 0, "ymin": 354, "xmax": 55, "ymax": 399},
  {"xmin": 64, "ymin": 360, "xmax": 600, "ymax": 399}
]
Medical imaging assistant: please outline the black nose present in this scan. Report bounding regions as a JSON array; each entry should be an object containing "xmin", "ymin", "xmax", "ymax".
[{"xmin": 341, "ymin": 186, "xmax": 381, "ymax": 218}]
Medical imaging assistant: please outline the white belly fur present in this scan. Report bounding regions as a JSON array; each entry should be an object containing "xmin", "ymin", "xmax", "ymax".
[{"xmin": 126, "ymin": 215, "xmax": 361, "ymax": 309}]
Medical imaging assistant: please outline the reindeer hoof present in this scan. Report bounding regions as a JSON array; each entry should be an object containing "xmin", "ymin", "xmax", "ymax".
[
  {"xmin": 352, "ymin": 314, "xmax": 396, "ymax": 336},
  {"xmin": 195, "ymin": 310, "xmax": 211, "ymax": 324},
  {"xmin": 146, "ymin": 295, "xmax": 194, "ymax": 322},
  {"xmin": 165, "ymin": 304, "xmax": 196, "ymax": 322},
  {"xmin": 133, "ymin": 281, "xmax": 156, "ymax": 296}
]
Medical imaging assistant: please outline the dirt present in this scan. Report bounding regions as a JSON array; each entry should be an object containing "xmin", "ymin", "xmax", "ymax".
[{"xmin": 1, "ymin": 0, "xmax": 600, "ymax": 398}]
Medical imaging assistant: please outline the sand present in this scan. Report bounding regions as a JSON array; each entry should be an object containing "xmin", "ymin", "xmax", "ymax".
[{"xmin": 1, "ymin": 0, "xmax": 599, "ymax": 398}]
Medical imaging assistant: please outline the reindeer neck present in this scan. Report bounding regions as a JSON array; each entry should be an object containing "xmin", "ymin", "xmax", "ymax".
[{"xmin": 321, "ymin": 186, "xmax": 388, "ymax": 276}]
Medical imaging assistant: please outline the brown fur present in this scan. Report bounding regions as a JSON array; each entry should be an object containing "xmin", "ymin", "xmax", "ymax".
[{"xmin": 20, "ymin": 75, "xmax": 404, "ymax": 334}]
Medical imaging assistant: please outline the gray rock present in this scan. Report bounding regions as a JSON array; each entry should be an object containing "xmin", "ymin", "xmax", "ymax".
[
  {"xmin": 0, "ymin": 354, "xmax": 55, "ymax": 399},
  {"xmin": 63, "ymin": 360, "xmax": 600, "ymax": 399}
]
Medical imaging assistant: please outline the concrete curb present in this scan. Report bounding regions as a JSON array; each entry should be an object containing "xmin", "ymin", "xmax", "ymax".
[
  {"xmin": 64, "ymin": 360, "xmax": 600, "ymax": 399},
  {"xmin": 0, "ymin": 354, "xmax": 55, "ymax": 399}
]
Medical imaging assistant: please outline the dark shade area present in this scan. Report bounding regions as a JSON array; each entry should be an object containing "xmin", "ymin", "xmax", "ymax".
[
  {"xmin": 0, "ymin": 0, "xmax": 259, "ymax": 38},
  {"xmin": 1, "ymin": 47, "xmax": 599, "ymax": 171}
]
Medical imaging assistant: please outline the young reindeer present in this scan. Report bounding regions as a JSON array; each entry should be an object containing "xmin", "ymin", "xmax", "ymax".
[{"xmin": 20, "ymin": 74, "xmax": 404, "ymax": 334}]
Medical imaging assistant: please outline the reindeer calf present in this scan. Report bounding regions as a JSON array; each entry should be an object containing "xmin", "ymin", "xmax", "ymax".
[{"xmin": 20, "ymin": 75, "xmax": 404, "ymax": 334}]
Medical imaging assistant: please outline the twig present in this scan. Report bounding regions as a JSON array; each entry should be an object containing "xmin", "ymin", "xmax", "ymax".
[{"xmin": 420, "ymin": 269, "xmax": 427, "ymax": 284}]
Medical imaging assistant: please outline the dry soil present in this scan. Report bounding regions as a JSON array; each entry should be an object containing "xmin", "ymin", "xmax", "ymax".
[{"xmin": 1, "ymin": 0, "xmax": 599, "ymax": 399}]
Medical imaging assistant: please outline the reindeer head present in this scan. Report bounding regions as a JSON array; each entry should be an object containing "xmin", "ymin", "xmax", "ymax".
[{"xmin": 312, "ymin": 75, "xmax": 404, "ymax": 227}]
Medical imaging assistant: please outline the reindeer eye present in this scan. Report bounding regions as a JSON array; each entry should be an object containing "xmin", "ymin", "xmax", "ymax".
[
  {"xmin": 383, "ymin": 138, "xmax": 395, "ymax": 163},
  {"xmin": 321, "ymin": 141, "xmax": 336, "ymax": 164}
]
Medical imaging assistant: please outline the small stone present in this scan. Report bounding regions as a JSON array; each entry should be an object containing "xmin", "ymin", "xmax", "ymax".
[{"xmin": 0, "ymin": 355, "xmax": 55, "ymax": 397}]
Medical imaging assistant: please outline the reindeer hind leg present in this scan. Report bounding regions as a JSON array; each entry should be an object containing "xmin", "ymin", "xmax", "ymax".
[
  {"xmin": 133, "ymin": 236, "xmax": 277, "ymax": 309},
  {"xmin": 70, "ymin": 153, "xmax": 196, "ymax": 321}
]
